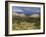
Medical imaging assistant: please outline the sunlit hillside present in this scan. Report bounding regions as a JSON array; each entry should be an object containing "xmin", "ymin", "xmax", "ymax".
[{"xmin": 12, "ymin": 13, "xmax": 40, "ymax": 30}]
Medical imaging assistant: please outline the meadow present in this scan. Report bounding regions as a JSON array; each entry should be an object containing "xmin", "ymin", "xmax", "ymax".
[{"xmin": 12, "ymin": 15, "xmax": 40, "ymax": 30}]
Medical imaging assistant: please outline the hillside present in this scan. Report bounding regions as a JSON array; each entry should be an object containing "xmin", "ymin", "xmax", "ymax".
[{"xmin": 12, "ymin": 15, "xmax": 40, "ymax": 30}]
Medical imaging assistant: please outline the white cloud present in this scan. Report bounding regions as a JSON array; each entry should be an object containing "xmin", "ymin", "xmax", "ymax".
[{"xmin": 13, "ymin": 8, "xmax": 24, "ymax": 12}]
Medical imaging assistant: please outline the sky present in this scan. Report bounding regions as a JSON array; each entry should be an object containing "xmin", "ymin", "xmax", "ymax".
[{"xmin": 12, "ymin": 6, "xmax": 40, "ymax": 15}]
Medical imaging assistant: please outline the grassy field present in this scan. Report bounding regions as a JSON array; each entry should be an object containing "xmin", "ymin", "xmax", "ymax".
[{"xmin": 12, "ymin": 16, "xmax": 40, "ymax": 30}]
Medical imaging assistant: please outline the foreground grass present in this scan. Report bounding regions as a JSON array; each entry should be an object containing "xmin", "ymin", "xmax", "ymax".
[{"xmin": 12, "ymin": 16, "xmax": 40, "ymax": 30}]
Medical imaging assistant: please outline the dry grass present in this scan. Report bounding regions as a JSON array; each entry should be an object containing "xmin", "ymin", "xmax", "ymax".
[{"xmin": 12, "ymin": 16, "xmax": 40, "ymax": 30}]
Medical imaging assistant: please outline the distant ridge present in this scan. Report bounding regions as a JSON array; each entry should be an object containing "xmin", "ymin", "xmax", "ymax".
[{"xmin": 12, "ymin": 12, "xmax": 40, "ymax": 18}]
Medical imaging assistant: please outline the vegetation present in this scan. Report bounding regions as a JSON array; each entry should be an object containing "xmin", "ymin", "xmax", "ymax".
[{"xmin": 12, "ymin": 16, "xmax": 40, "ymax": 30}]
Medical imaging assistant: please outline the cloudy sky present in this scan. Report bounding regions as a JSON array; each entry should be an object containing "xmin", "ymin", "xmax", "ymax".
[{"xmin": 12, "ymin": 6, "xmax": 40, "ymax": 15}]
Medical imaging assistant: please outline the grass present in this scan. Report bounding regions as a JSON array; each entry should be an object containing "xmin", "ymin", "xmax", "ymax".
[{"xmin": 12, "ymin": 16, "xmax": 40, "ymax": 30}]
